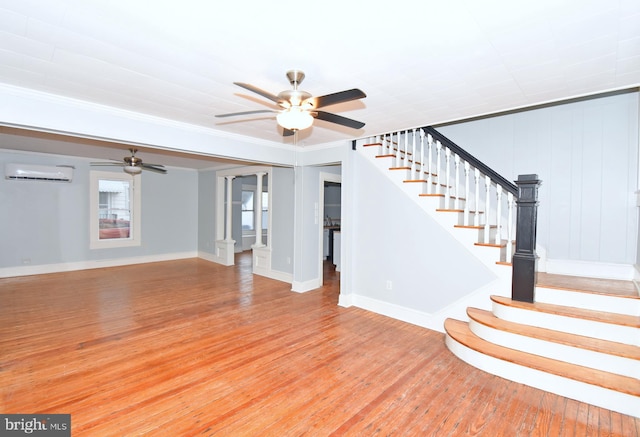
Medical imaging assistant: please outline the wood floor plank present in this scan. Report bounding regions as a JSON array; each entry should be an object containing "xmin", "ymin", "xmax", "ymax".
[{"xmin": 1, "ymin": 254, "xmax": 639, "ymax": 435}]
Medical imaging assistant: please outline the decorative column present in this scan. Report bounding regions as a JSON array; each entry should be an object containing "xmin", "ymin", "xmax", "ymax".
[
  {"xmin": 251, "ymin": 171, "xmax": 271, "ymax": 277},
  {"xmin": 511, "ymin": 174, "xmax": 542, "ymax": 303},
  {"xmin": 225, "ymin": 175, "xmax": 235, "ymax": 242},
  {"xmin": 216, "ymin": 175, "xmax": 236, "ymax": 266},
  {"xmin": 252, "ymin": 172, "xmax": 266, "ymax": 248}
]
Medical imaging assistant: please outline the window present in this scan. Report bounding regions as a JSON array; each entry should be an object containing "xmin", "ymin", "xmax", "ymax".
[
  {"xmin": 90, "ymin": 170, "xmax": 141, "ymax": 249},
  {"xmin": 241, "ymin": 190, "xmax": 254, "ymax": 230},
  {"xmin": 261, "ymin": 191, "xmax": 268, "ymax": 229},
  {"xmin": 241, "ymin": 190, "xmax": 268, "ymax": 231}
]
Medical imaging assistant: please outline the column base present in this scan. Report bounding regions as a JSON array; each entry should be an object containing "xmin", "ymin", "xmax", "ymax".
[{"xmin": 216, "ymin": 240, "xmax": 236, "ymax": 266}]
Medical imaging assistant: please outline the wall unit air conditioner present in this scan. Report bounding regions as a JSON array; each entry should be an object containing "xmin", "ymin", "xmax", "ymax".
[{"xmin": 5, "ymin": 163, "xmax": 74, "ymax": 182}]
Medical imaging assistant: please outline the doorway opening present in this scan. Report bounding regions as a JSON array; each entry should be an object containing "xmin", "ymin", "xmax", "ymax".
[{"xmin": 319, "ymin": 172, "xmax": 341, "ymax": 288}]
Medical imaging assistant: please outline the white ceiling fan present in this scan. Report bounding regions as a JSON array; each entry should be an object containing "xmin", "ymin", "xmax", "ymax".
[
  {"xmin": 216, "ymin": 70, "xmax": 366, "ymax": 136},
  {"xmin": 91, "ymin": 148, "xmax": 167, "ymax": 175}
]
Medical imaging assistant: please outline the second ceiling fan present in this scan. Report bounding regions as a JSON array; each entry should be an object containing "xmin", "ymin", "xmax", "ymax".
[{"xmin": 216, "ymin": 70, "xmax": 366, "ymax": 136}]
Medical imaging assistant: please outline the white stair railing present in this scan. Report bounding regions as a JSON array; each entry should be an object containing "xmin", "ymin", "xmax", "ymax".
[{"xmin": 360, "ymin": 128, "xmax": 518, "ymax": 263}]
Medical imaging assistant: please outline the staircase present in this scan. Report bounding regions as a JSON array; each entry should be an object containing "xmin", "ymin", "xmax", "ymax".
[
  {"xmin": 445, "ymin": 289, "xmax": 640, "ymax": 418},
  {"xmin": 356, "ymin": 128, "xmax": 640, "ymax": 418}
]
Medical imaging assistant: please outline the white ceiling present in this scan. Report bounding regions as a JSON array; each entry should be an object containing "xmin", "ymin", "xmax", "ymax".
[{"xmin": 0, "ymin": 0, "xmax": 639, "ymax": 168}]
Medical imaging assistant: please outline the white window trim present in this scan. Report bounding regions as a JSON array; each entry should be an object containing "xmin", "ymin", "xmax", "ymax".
[{"xmin": 90, "ymin": 170, "xmax": 142, "ymax": 249}]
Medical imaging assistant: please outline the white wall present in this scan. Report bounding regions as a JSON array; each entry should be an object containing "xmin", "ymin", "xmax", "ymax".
[
  {"xmin": 345, "ymin": 150, "xmax": 496, "ymax": 313},
  {"xmin": 437, "ymin": 91, "xmax": 639, "ymax": 272}
]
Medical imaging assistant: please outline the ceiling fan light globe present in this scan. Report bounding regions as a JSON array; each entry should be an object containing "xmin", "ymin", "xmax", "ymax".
[
  {"xmin": 124, "ymin": 165, "xmax": 142, "ymax": 175},
  {"xmin": 277, "ymin": 108, "xmax": 313, "ymax": 131}
]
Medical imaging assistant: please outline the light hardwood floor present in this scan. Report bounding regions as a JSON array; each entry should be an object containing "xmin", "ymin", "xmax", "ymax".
[{"xmin": 1, "ymin": 254, "xmax": 638, "ymax": 436}]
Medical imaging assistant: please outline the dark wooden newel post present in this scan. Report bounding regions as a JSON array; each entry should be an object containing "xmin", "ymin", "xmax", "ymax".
[{"xmin": 511, "ymin": 174, "xmax": 542, "ymax": 303}]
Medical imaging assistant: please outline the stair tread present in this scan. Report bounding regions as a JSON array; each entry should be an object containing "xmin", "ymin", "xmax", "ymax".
[
  {"xmin": 491, "ymin": 295, "xmax": 640, "ymax": 328},
  {"xmin": 538, "ymin": 283, "xmax": 640, "ymax": 300},
  {"xmin": 467, "ymin": 308, "xmax": 640, "ymax": 360},
  {"xmin": 445, "ymin": 318, "xmax": 640, "ymax": 397},
  {"xmin": 475, "ymin": 242, "xmax": 506, "ymax": 248}
]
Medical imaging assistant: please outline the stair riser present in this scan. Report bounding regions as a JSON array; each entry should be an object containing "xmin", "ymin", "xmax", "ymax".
[
  {"xmin": 536, "ymin": 286, "xmax": 640, "ymax": 316},
  {"xmin": 492, "ymin": 302, "xmax": 640, "ymax": 346},
  {"xmin": 468, "ymin": 319, "xmax": 640, "ymax": 379},
  {"xmin": 445, "ymin": 335, "xmax": 640, "ymax": 418}
]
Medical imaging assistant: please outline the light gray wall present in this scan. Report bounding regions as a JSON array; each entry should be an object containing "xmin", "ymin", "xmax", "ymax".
[
  {"xmin": 197, "ymin": 168, "xmax": 216, "ymax": 254},
  {"xmin": 270, "ymin": 166, "xmax": 295, "ymax": 274},
  {"xmin": 292, "ymin": 164, "xmax": 341, "ymax": 284},
  {"xmin": 0, "ymin": 150, "xmax": 198, "ymax": 269},
  {"xmin": 437, "ymin": 91, "xmax": 639, "ymax": 266},
  {"xmin": 347, "ymin": 150, "xmax": 496, "ymax": 313}
]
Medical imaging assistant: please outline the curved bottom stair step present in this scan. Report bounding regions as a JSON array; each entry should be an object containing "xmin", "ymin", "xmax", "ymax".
[
  {"xmin": 467, "ymin": 307, "xmax": 640, "ymax": 378},
  {"xmin": 444, "ymin": 318, "xmax": 640, "ymax": 418},
  {"xmin": 490, "ymin": 295, "xmax": 640, "ymax": 346}
]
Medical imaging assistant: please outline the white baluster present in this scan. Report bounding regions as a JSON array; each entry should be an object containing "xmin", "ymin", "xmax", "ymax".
[
  {"xmin": 404, "ymin": 130, "xmax": 410, "ymax": 168},
  {"xmin": 454, "ymin": 154, "xmax": 460, "ymax": 210},
  {"xmin": 507, "ymin": 192, "xmax": 514, "ymax": 261},
  {"xmin": 393, "ymin": 132, "xmax": 399, "ymax": 166},
  {"xmin": 436, "ymin": 141, "xmax": 442, "ymax": 194},
  {"xmin": 463, "ymin": 161, "xmax": 470, "ymax": 225},
  {"xmin": 427, "ymin": 134, "xmax": 434, "ymax": 194},
  {"xmin": 397, "ymin": 131, "xmax": 402, "ymax": 166},
  {"xmin": 411, "ymin": 129, "xmax": 417, "ymax": 178},
  {"xmin": 389, "ymin": 132, "xmax": 400, "ymax": 167},
  {"xmin": 400, "ymin": 131, "xmax": 405, "ymax": 167},
  {"xmin": 474, "ymin": 168, "xmax": 480, "ymax": 226},
  {"xmin": 484, "ymin": 175, "xmax": 491, "ymax": 243},
  {"xmin": 419, "ymin": 129, "xmax": 425, "ymax": 181},
  {"xmin": 445, "ymin": 147, "xmax": 451, "ymax": 208},
  {"xmin": 495, "ymin": 184, "xmax": 502, "ymax": 245}
]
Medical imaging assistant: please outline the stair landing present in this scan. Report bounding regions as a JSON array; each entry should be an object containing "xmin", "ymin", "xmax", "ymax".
[{"xmin": 537, "ymin": 273, "xmax": 638, "ymax": 298}]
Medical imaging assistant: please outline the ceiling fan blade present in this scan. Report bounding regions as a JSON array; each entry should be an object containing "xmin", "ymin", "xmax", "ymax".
[
  {"xmin": 314, "ymin": 111, "xmax": 365, "ymax": 129},
  {"xmin": 215, "ymin": 109, "xmax": 277, "ymax": 118},
  {"xmin": 90, "ymin": 162, "xmax": 124, "ymax": 166},
  {"xmin": 282, "ymin": 128, "xmax": 295, "ymax": 137},
  {"xmin": 141, "ymin": 164, "xmax": 167, "ymax": 174},
  {"xmin": 233, "ymin": 82, "xmax": 281, "ymax": 104},
  {"xmin": 304, "ymin": 89, "xmax": 366, "ymax": 109}
]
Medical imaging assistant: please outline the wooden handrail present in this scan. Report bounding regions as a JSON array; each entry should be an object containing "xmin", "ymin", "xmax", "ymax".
[{"xmin": 423, "ymin": 126, "xmax": 518, "ymax": 196}]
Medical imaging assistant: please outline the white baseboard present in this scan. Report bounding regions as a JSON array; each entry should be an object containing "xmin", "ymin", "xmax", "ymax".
[
  {"xmin": 0, "ymin": 251, "xmax": 199, "ymax": 278},
  {"xmin": 254, "ymin": 269, "xmax": 293, "ymax": 284},
  {"xmin": 198, "ymin": 250, "xmax": 223, "ymax": 264},
  {"xmin": 292, "ymin": 277, "xmax": 321, "ymax": 293},
  {"xmin": 543, "ymin": 259, "xmax": 635, "ymax": 281},
  {"xmin": 350, "ymin": 294, "xmax": 443, "ymax": 332},
  {"xmin": 347, "ymin": 278, "xmax": 510, "ymax": 333},
  {"xmin": 338, "ymin": 293, "xmax": 353, "ymax": 307}
]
